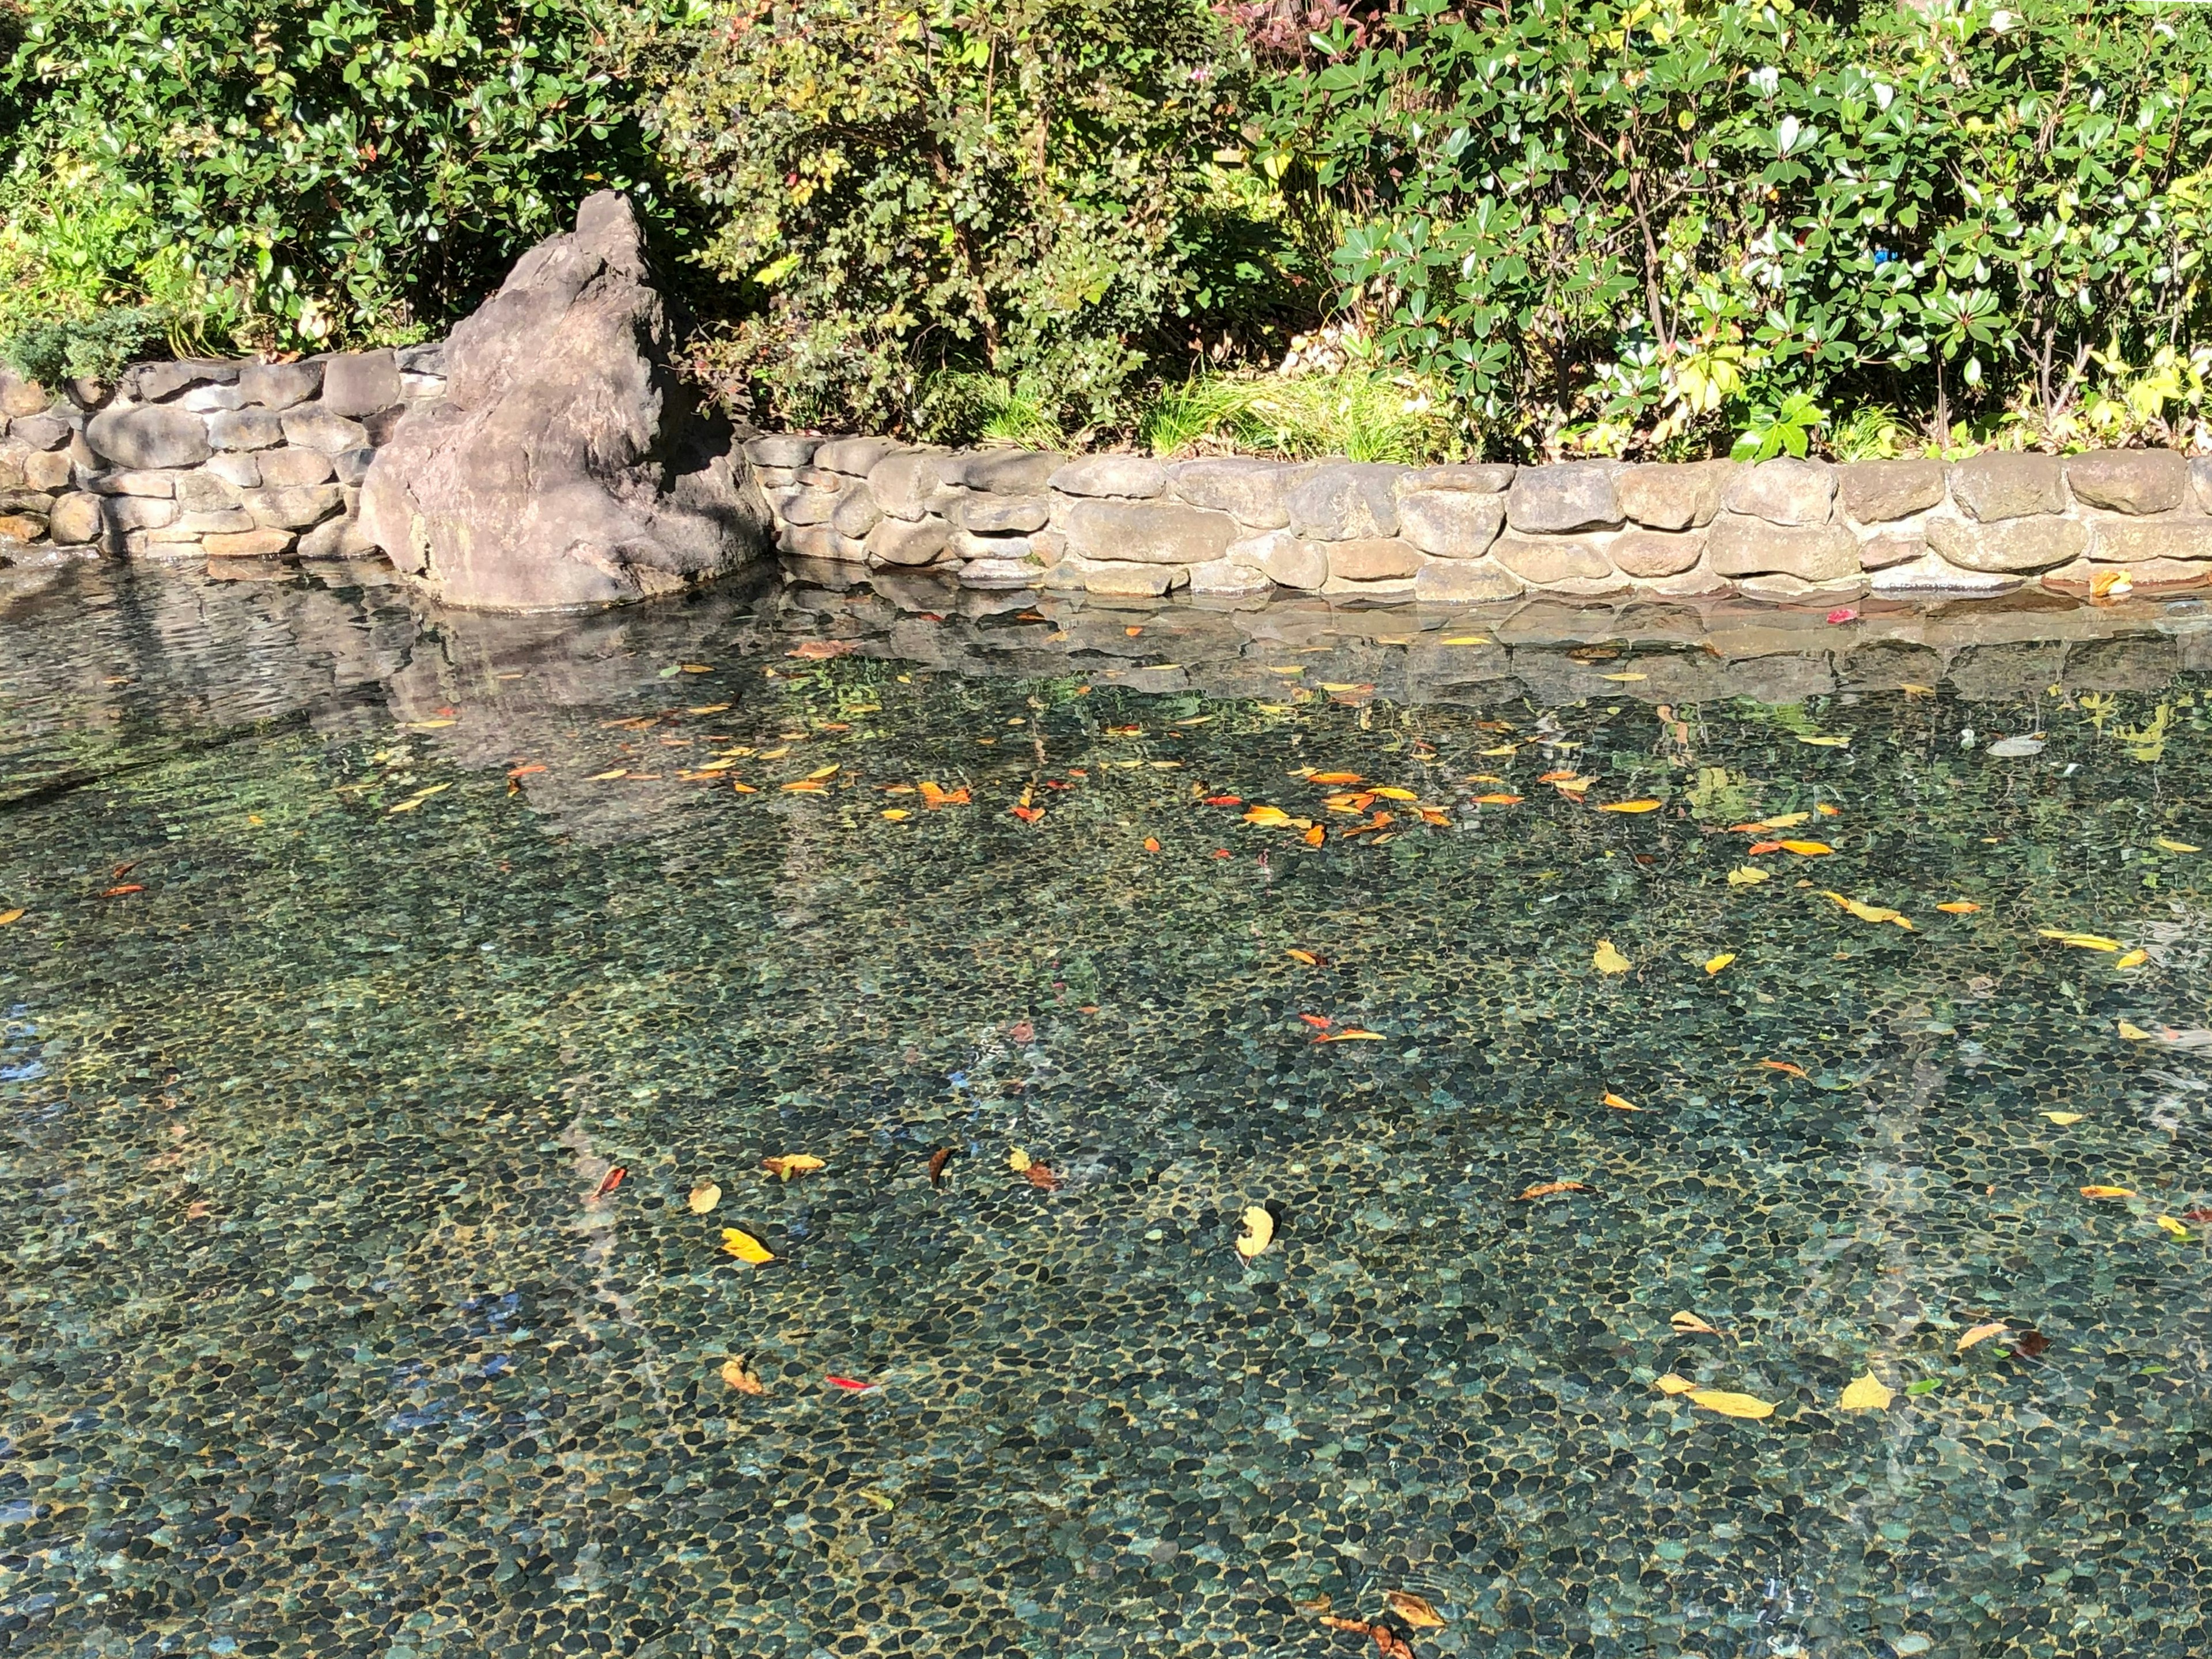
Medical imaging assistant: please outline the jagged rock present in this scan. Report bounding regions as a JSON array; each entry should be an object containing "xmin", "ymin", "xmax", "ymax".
[{"xmin": 361, "ymin": 192, "xmax": 769, "ymax": 609}]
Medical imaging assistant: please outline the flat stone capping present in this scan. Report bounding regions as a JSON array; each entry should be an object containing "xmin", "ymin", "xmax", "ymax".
[{"xmin": 741, "ymin": 440, "xmax": 2212, "ymax": 606}]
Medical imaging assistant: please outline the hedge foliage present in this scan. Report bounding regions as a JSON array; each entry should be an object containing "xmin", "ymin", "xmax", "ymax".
[{"xmin": 3, "ymin": 0, "xmax": 2210, "ymax": 456}]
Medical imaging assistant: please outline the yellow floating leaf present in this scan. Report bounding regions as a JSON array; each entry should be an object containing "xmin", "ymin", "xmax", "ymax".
[
  {"xmin": 2156, "ymin": 1215, "xmax": 2190, "ymax": 1238},
  {"xmin": 1705, "ymin": 952, "xmax": 1736, "ymax": 975},
  {"xmin": 1687, "ymin": 1388, "xmax": 1775, "ymax": 1419},
  {"xmin": 882, "ymin": 808, "xmax": 910, "ymax": 821},
  {"xmin": 2080, "ymin": 1184, "xmax": 2134, "ymax": 1199},
  {"xmin": 1798, "ymin": 735, "xmax": 1850, "ymax": 747},
  {"xmin": 1838, "ymin": 1374, "xmax": 1893, "ymax": 1411},
  {"xmin": 805, "ymin": 763, "xmax": 839, "ymax": 780},
  {"xmin": 2113, "ymin": 949, "xmax": 2147, "ymax": 969},
  {"xmin": 721, "ymin": 1228, "xmax": 775, "ymax": 1264},
  {"xmin": 1316, "ymin": 1029, "xmax": 1384, "ymax": 1041},
  {"xmin": 1592, "ymin": 940, "xmax": 1632, "ymax": 975},
  {"xmin": 1600, "ymin": 799, "xmax": 1664, "ymax": 813},
  {"xmin": 688, "ymin": 1182, "xmax": 722, "ymax": 1214},
  {"xmin": 0, "ymin": 908, "xmax": 22, "ymax": 926},
  {"xmin": 402, "ymin": 718, "xmax": 456, "ymax": 730},
  {"xmin": 1243, "ymin": 804, "xmax": 1293, "ymax": 827},
  {"xmin": 2154, "ymin": 837, "xmax": 2199, "ymax": 854},
  {"xmin": 1286, "ymin": 948, "xmax": 1320, "ymax": 965},
  {"xmin": 1955, "ymin": 1321, "xmax": 2007, "ymax": 1354},
  {"xmin": 760, "ymin": 1154, "xmax": 825, "ymax": 1180},
  {"xmin": 1758, "ymin": 812, "xmax": 1812, "ymax": 830},
  {"xmin": 721, "ymin": 1357, "xmax": 766, "ymax": 1395},
  {"xmin": 782, "ymin": 779, "xmax": 828, "ymax": 794},
  {"xmin": 1371, "ymin": 786, "xmax": 1418, "ymax": 801},
  {"xmin": 1233, "ymin": 1206, "xmax": 1275, "ymax": 1260},
  {"xmin": 1936, "ymin": 900, "xmax": 1980, "ymax": 914},
  {"xmin": 586, "ymin": 768, "xmax": 629, "ymax": 782},
  {"xmin": 1653, "ymin": 1373, "xmax": 1698, "ymax": 1395},
  {"xmin": 1308, "ymin": 770, "xmax": 1364, "ymax": 785},
  {"xmin": 1598, "ymin": 671, "xmax": 1647, "ymax": 681},
  {"xmin": 2040, "ymin": 929, "xmax": 2122, "ymax": 951},
  {"xmin": 1778, "ymin": 840, "xmax": 1833, "ymax": 856},
  {"xmin": 687, "ymin": 702, "xmax": 732, "ymax": 715},
  {"xmin": 1821, "ymin": 891, "xmax": 1913, "ymax": 929},
  {"xmin": 1669, "ymin": 1310, "xmax": 1718, "ymax": 1335},
  {"xmin": 2117, "ymin": 1021, "xmax": 2152, "ymax": 1040},
  {"xmin": 1726, "ymin": 866, "xmax": 1770, "ymax": 887},
  {"xmin": 1008, "ymin": 1147, "xmax": 1033, "ymax": 1173},
  {"xmin": 1382, "ymin": 1590, "xmax": 1446, "ymax": 1628},
  {"xmin": 2042, "ymin": 1112, "xmax": 2085, "ymax": 1126},
  {"xmin": 1601, "ymin": 1091, "xmax": 1641, "ymax": 1112},
  {"xmin": 679, "ymin": 662, "xmax": 713, "ymax": 673},
  {"xmin": 1479, "ymin": 743, "xmax": 1520, "ymax": 756},
  {"xmin": 1440, "ymin": 635, "xmax": 1490, "ymax": 645}
]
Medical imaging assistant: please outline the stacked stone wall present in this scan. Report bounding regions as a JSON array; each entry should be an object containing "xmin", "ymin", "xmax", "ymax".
[
  {"xmin": 0, "ymin": 347, "xmax": 445, "ymax": 570},
  {"xmin": 751, "ymin": 437, "xmax": 2212, "ymax": 604}
]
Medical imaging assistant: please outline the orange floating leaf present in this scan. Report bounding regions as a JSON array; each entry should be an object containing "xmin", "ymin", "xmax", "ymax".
[
  {"xmin": 1309, "ymin": 771, "xmax": 1365, "ymax": 785},
  {"xmin": 927, "ymin": 1147, "xmax": 953, "ymax": 1187},
  {"xmin": 760, "ymin": 1154, "xmax": 826, "ymax": 1180},
  {"xmin": 1472, "ymin": 793, "xmax": 1524, "ymax": 805},
  {"xmin": 1777, "ymin": 840, "xmax": 1833, "ymax": 856},
  {"xmin": 720, "ymin": 1357, "xmax": 766, "ymax": 1395},
  {"xmin": 787, "ymin": 638, "xmax": 857, "ymax": 658},
  {"xmin": 1936, "ymin": 900, "xmax": 1980, "ymax": 914},
  {"xmin": 1537, "ymin": 770, "xmax": 1578, "ymax": 783},
  {"xmin": 1601, "ymin": 1091, "xmax": 1641, "ymax": 1112},
  {"xmin": 1286, "ymin": 949, "xmax": 1321, "ymax": 965},
  {"xmin": 1304, "ymin": 825, "xmax": 1325, "ymax": 846},
  {"xmin": 1010, "ymin": 805, "xmax": 1045, "ymax": 823},
  {"xmin": 1382, "ymin": 1590, "xmax": 1446, "ymax": 1629},
  {"xmin": 1025, "ymin": 1162, "xmax": 1061, "ymax": 1191},
  {"xmin": 1747, "ymin": 840, "xmax": 1783, "ymax": 855},
  {"xmin": 1758, "ymin": 1059, "xmax": 1809, "ymax": 1080},
  {"xmin": 1517, "ymin": 1180, "xmax": 1592, "ymax": 1200},
  {"xmin": 1143, "ymin": 837, "xmax": 1161, "ymax": 852},
  {"xmin": 2080, "ymin": 1184, "xmax": 2135, "ymax": 1199}
]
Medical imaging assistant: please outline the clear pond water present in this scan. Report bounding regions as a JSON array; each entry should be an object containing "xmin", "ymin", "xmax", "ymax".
[{"xmin": 2, "ymin": 563, "xmax": 2210, "ymax": 1659}]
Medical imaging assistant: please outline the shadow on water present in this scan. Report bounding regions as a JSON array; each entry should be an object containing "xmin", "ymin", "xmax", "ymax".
[{"xmin": 0, "ymin": 559, "xmax": 2207, "ymax": 1659}]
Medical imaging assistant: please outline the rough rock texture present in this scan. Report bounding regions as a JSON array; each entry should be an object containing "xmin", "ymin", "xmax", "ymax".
[
  {"xmin": 2065, "ymin": 450, "xmax": 2190, "ymax": 516},
  {"xmin": 1615, "ymin": 461, "xmax": 1730, "ymax": 531},
  {"xmin": 1506, "ymin": 463, "xmax": 1622, "ymax": 533},
  {"xmin": 2085, "ymin": 517, "xmax": 2212, "ymax": 563},
  {"xmin": 1839, "ymin": 460, "xmax": 1945, "ymax": 524},
  {"xmin": 1227, "ymin": 529, "xmax": 1327, "ymax": 591},
  {"xmin": 1412, "ymin": 558, "xmax": 1521, "ymax": 602},
  {"xmin": 1325, "ymin": 537, "xmax": 1422, "ymax": 581},
  {"xmin": 1170, "ymin": 458, "xmax": 1298, "ymax": 527},
  {"xmin": 1489, "ymin": 532, "xmax": 1614, "ymax": 586},
  {"xmin": 1060, "ymin": 498, "xmax": 1238, "ymax": 566},
  {"xmin": 1924, "ymin": 513, "xmax": 2088, "ymax": 573},
  {"xmin": 1721, "ymin": 459, "xmax": 1834, "ymax": 527},
  {"xmin": 1402, "ymin": 463, "xmax": 1516, "ymax": 496},
  {"xmin": 361, "ymin": 192, "xmax": 768, "ymax": 609},
  {"xmin": 1396, "ymin": 490, "xmax": 1504, "ymax": 558},
  {"xmin": 1608, "ymin": 529, "xmax": 1706, "ymax": 578},
  {"xmin": 1050, "ymin": 456, "xmax": 1165, "ymax": 498},
  {"xmin": 1285, "ymin": 464, "xmax": 1400, "ymax": 541},
  {"xmin": 1706, "ymin": 514, "xmax": 1857, "ymax": 581},
  {"xmin": 85, "ymin": 406, "xmax": 210, "ymax": 470},
  {"xmin": 1951, "ymin": 452, "xmax": 2064, "ymax": 522}
]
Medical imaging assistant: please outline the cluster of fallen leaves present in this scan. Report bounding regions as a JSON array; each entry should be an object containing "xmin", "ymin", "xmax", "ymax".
[{"xmin": 1310, "ymin": 1589, "xmax": 1448, "ymax": 1657}]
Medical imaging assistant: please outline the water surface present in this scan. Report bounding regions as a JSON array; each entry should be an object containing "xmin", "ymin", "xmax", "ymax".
[{"xmin": 2, "ymin": 565, "xmax": 2210, "ymax": 1659}]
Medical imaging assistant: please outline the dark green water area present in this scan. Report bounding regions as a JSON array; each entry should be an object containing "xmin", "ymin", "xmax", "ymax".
[{"xmin": 2, "ymin": 563, "xmax": 2210, "ymax": 1659}]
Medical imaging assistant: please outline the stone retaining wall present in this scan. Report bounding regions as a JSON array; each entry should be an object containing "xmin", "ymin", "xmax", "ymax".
[
  {"xmin": 11, "ymin": 347, "xmax": 2212, "ymax": 611},
  {"xmin": 749, "ymin": 436, "xmax": 2212, "ymax": 604},
  {"xmin": 0, "ymin": 348, "xmax": 445, "ymax": 569}
]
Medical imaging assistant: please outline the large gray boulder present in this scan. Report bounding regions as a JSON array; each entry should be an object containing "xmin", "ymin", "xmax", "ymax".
[{"xmin": 361, "ymin": 192, "xmax": 769, "ymax": 610}]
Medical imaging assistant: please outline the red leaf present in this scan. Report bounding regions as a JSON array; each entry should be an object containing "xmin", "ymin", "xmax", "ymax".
[
  {"xmin": 1025, "ymin": 1162, "xmax": 1061, "ymax": 1191},
  {"xmin": 593, "ymin": 1166, "xmax": 626, "ymax": 1198},
  {"xmin": 1298, "ymin": 1014, "xmax": 1332, "ymax": 1030},
  {"xmin": 1204, "ymin": 795, "xmax": 1243, "ymax": 806},
  {"xmin": 826, "ymin": 1374, "xmax": 877, "ymax": 1391},
  {"xmin": 1827, "ymin": 606, "xmax": 1859, "ymax": 624},
  {"xmin": 927, "ymin": 1147, "xmax": 953, "ymax": 1187},
  {"xmin": 1746, "ymin": 840, "xmax": 1783, "ymax": 855},
  {"xmin": 103, "ymin": 884, "xmax": 145, "ymax": 897}
]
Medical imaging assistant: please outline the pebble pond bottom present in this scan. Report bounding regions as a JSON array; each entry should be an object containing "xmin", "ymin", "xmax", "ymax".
[{"xmin": 2, "ymin": 565, "xmax": 2210, "ymax": 1659}]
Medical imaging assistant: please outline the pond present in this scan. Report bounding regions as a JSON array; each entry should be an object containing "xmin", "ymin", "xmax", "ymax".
[{"xmin": 2, "ymin": 562, "xmax": 2209, "ymax": 1659}]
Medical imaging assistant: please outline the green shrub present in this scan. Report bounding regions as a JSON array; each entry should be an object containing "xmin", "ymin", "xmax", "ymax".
[
  {"xmin": 1267, "ymin": 0, "xmax": 2212, "ymax": 457},
  {"xmin": 1, "ymin": 0, "xmax": 669, "ymax": 351},
  {"xmin": 1138, "ymin": 368, "xmax": 1463, "ymax": 463},
  {"xmin": 614, "ymin": 0, "xmax": 1306, "ymax": 435},
  {"xmin": 1, "ymin": 306, "xmax": 162, "ymax": 388}
]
